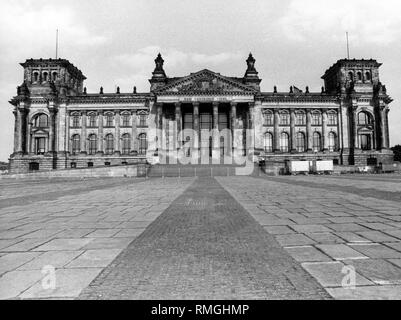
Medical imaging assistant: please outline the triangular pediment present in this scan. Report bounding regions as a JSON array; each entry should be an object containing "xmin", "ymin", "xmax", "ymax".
[{"xmin": 155, "ymin": 69, "xmax": 256, "ymax": 95}]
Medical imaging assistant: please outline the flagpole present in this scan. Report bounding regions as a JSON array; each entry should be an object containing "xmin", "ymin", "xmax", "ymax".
[
  {"xmin": 56, "ymin": 29, "xmax": 59, "ymax": 59},
  {"xmin": 346, "ymin": 32, "xmax": 350, "ymax": 59}
]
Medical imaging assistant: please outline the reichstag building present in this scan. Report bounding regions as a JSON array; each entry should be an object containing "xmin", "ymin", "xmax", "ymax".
[{"xmin": 8, "ymin": 53, "xmax": 393, "ymax": 173}]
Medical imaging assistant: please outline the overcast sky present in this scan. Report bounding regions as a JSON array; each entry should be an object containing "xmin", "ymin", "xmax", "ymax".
[{"xmin": 1, "ymin": 0, "xmax": 400, "ymax": 161}]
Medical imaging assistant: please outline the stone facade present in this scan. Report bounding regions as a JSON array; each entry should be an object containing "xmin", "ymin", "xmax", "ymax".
[{"xmin": 8, "ymin": 54, "xmax": 393, "ymax": 173}]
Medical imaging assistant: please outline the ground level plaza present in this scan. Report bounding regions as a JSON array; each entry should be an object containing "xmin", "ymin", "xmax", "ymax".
[{"xmin": 1, "ymin": 174, "xmax": 401, "ymax": 299}]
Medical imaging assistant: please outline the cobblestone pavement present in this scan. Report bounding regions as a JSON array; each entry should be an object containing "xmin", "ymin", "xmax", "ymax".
[
  {"xmin": 0, "ymin": 177, "xmax": 193, "ymax": 299},
  {"xmin": 79, "ymin": 177, "xmax": 329, "ymax": 299},
  {"xmin": 216, "ymin": 174, "xmax": 401, "ymax": 299},
  {"xmin": 2, "ymin": 173, "xmax": 401, "ymax": 299}
]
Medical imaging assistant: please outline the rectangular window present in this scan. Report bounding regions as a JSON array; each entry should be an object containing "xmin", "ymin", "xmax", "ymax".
[
  {"xmin": 183, "ymin": 113, "xmax": 193, "ymax": 129},
  {"xmin": 36, "ymin": 138, "xmax": 46, "ymax": 154},
  {"xmin": 200, "ymin": 113, "xmax": 212, "ymax": 130},
  {"xmin": 139, "ymin": 115, "xmax": 147, "ymax": 127},
  {"xmin": 264, "ymin": 113, "xmax": 273, "ymax": 126},
  {"xmin": 122, "ymin": 115, "xmax": 130, "ymax": 127},
  {"xmin": 328, "ymin": 113, "xmax": 337, "ymax": 126},
  {"xmin": 72, "ymin": 116, "xmax": 80, "ymax": 127},
  {"xmin": 280, "ymin": 113, "xmax": 290, "ymax": 125},
  {"xmin": 218, "ymin": 113, "xmax": 228, "ymax": 130}
]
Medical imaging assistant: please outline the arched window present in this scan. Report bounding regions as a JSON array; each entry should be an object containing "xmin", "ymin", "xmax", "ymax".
[
  {"xmin": 105, "ymin": 134, "xmax": 114, "ymax": 154},
  {"xmin": 327, "ymin": 111, "xmax": 337, "ymax": 126},
  {"xmin": 33, "ymin": 72, "xmax": 39, "ymax": 83},
  {"xmin": 311, "ymin": 111, "xmax": 322, "ymax": 126},
  {"xmin": 358, "ymin": 111, "xmax": 373, "ymax": 125},
  {"xmin": 313, "ymin": 132, "xmax": 321, "ymax": 152},
  {"xmin": 52, "ymin": 72, "xmax": 58, "ymax": 81},
  {"xmin": 71, "ymin": 134, "xmax": 80, "ymax": 154},
  {"xmin": 72, "ymin": 114, "xmax": 80, "ymax": 127},
  {"xmin": 357, "ymin": 71, "xmax": 362, "ymax": 81},
  {"xmin": 34, "ymin": 114, "xmax": 48, "ymax": 127},
  {"xmin": 88, "ymin": 134, "xmax": 97, "ymax": 155},
  {"xmin": 105, "ymin": 113, "xmax": 114, "ymax": 127},
  {"xmin": 264, "ymin": 112, "xmax": 273, "ymax": 126},
  {"xmin": 365, "ymin": 71, "xmax": 371, "ymax": 81},
  {"xmin": 296, "ymin": 132, "xmax": 306, "ymax": 152},
  {"xmin": 88, "ymin": 113, "xmax": 97, "ymax": 127},
  {"xmin": 328, "ymin": 132, "xmax": 337, "ymax": 152},
  {"xmin": 122, "ymin": 114, "xmax": 130, "ymax": 127},
  {"xmin": 295, "ymin": 112, "xmax": 306, "ymax": 125},
  {"xmin": 138, "ymin": 133, "xmax": 147, "ymax": 155},
  {"xmin": 348, "ymin": 71, "xmax": 354, "ymax": 81},
  {"xmin": 122, "ymin": 133, "xmax": 131, "ymax": 155},
  {"xmin": 279, "ymin": 112, "xmax": 290, "ymax": 125},
  {"xmin": 280, "ymin": 132, "xmax": 289, "ymax": 152},
  {"xmin": 264, "ymin": 132, "xmax": 273, "ymax": 152},
  {"xmin": 43, "ymin": 72, "xmax": 48, "ymax": 82}
]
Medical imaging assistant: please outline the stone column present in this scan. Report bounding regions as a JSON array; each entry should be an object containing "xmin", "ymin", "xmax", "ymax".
[
  {"xmin": 273, "ymin": 109, "xmax": 280, "ymax": 152},
  {"xmin": 13, "ymin": 110, "xmax": 18, "ymax": 153},
  {"xmin": 385, "ymin": 108, "xmax": 390, "ymax": 148},
  {"xmin": 65, "ymin": 110, "xmax": 70, "ymax": 154},
  {"xmin": 132, "ymin": 111, "xmax": 138, "ymax": 154},
  {"xmin": 98, "ymin": 111, "xmax": 104, "ymax": 154},
  {"xmin": 352, "ymin": 104, "xmax": 359, "ymax": 149},
  {"xmin": 157, "ymin": 103, "xmax": 163, "ymax": 152},
  {"xmin": 322, "ymin": 109, "xmax": 328, "ymax": 151},
  {"xmin": 16, "ymin": 108, "xmax": 24, "ymax": 153},
  {"xmin": 24, "ymin": 109, "xmax": 31, "ymax": 154},
  {"xmin": 290, "ymin": 108, "xmax": 296, "ymax": 152},
  {"xmin": 193, "ymin": 102, "xmax": 199, "ymax": 151},
  {"xmin": 81, "ymin": 111, "xmax": 87, "ymax": 154},
  {"xmin": 26, "ymin": 121, "xmax": 32, "ymax": 154},
  {"xmin": 48, "ymin": 107, "xmax": 56, "ymax": 153},
  {"xmin": 115, "ymin": 111, "xmax": 121, "ymax": 155},
  {"xmin": 175, "ymin": 102, "xmax": 182, "ymax": 148},
  {"xmin": 380, "ymin": 105, "xmax": 388, "ymax": 149},
  {"xmin": 212, "ymin": 101, "xmax": 219, "ymax": 157},
  {"xmin": 230, "ymin": 102, "xmax": 237, "ymax": 154},
  {"xmin": 306, "ymin": 108, "xmax": 312, "ymax": 151}
]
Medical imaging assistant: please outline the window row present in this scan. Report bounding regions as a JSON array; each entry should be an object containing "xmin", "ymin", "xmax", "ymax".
[
  {"xmin": 263, "ymin": 132, "xmax": 338, "ymax": 153},
  {"xmin": 347, "ymin": 70, "xmax": 372, "ymax": 82},
  {"xmin": 32, "ymin": 71, "xmax": 58, "ymax": 83},
  {"xmin": 71, "ymin": 133, "xmax": 148, "ymax": 155},
  {"xmin": 263, "ymin": 111, "xmax": 338, "ymax": 126},
  {"xmin": 71, "ymin": 113, "xmax": 148, "ymax": 128}
]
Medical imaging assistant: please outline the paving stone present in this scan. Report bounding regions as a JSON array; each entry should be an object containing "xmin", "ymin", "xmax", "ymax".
[
  {"xmin": 334, "ymin": 232, "xmax": 371, "ymax": 243},
  {"xmin": 85, "ymin": 229, "xmax": 121, "ymax": 238},
  {"xmin": 66, "ymin": 249, "xmax": 122, "ymax": 268},
  {"xmin": 19, "ymin": 268, "xmax": 103, "ymax": 299},
  {"xmin": 113, "ymin": 228, "xmax": 145, "ymax": 238},
  {"xmin": 33, "ymin": 238, "xmax": 94, "ymax": 251},
  {"xmin": 326, "ymin": 285, "xmax": 401, "ymax": 300},
  {"xmin": 275, "ymin": 234, "xmax": 316, "ymax": 246},
  {"xmin": 263, "ymin": 225, "xmax": 295, "ymax": 235},
  {"xmin": 305, "ymin": 233, "xmax": 345, "ymax": 244},
  {"xmin": 18, "ymin": 251, "xmax": 83, "ymax": 270},
  {"xmin": 345, "ymin": 259, "xmax": 401, "ymax": 285},
  {"xmin": 0, "ymin": 252, "xmax": 41, "ymax": 275},
  {"xmin": 0, "ymin": 270, "xmax": 44, "ymax": 299},
  {"xmin": 382, "ymin": 229, "xmax": 401, "ymax": 240},
  {"xmin": 349, "ymin": 243, "xmax": 401, "ymax": 259},
  {"xmin": 284, "ymin": 246, "xmax": 332, "ymax": 262},
  {"xmin": 316, "ymin": 244, "xmax": 368, "ymax": 260},
  {"xmin": 302, "ymin": 262, "xmax": 373, "ymax": 287},
  {"xmin": 291, "ymin": 225, "xmax": 331, "ymax": 233},
  {"xmin": 327, "ymin": 224, "xmax": 371, "ymax": 232},
  {"xmin": 81, "ymin": 237, "xmax": 134, "ymax": 250},
  {"xmin": 55, "ymin": 229, "xmax": 95, "ymax": 238},
  {"xmin": 356, "ymin": 231, "xmax": 400, "ymax": 243}
]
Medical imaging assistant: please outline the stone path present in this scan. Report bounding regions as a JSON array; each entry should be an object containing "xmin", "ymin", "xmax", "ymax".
[
  {"xmin": 216, "ymin": 175, "xmax": 401, "ymax": 299},
  {"xmin": 78, "ymin": 177, "xmax": 329, "ymax": 299}
]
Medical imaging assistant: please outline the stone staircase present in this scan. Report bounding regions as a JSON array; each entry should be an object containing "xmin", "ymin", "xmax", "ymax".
[{"xmin": 147, "ymin": 163, "xmax": 263, "ymax": 177}]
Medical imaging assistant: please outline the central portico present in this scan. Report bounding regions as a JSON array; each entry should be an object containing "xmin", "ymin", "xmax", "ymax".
[{"xmin": 150, "ymin": 62, "xmax": 260, "ymax": 163}]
